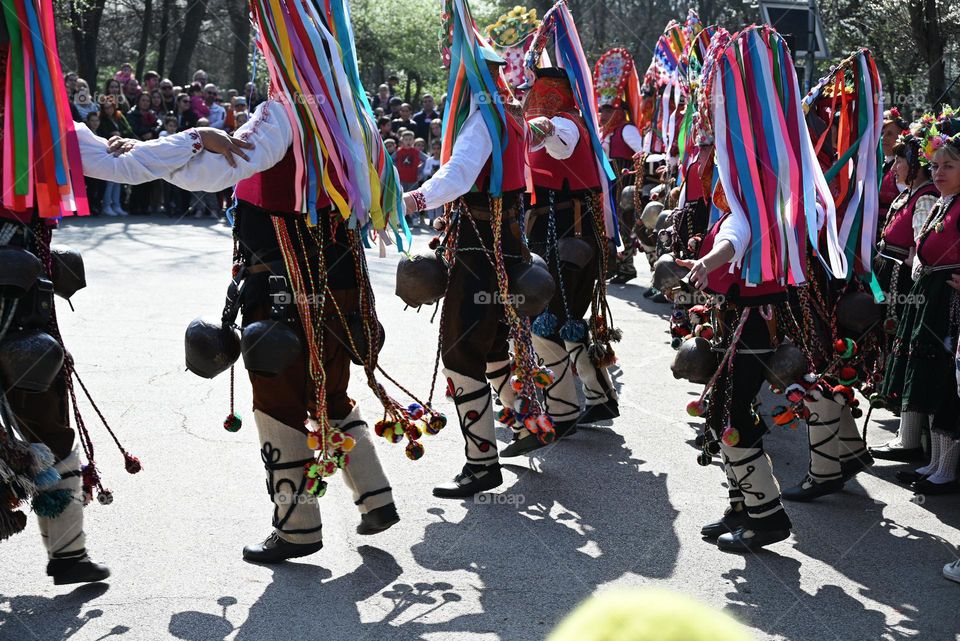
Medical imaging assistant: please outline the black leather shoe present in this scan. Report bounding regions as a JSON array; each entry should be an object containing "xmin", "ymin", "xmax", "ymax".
[
  {"xmin": 701, "ymin": 509, "xmax": 747, "ymax": 541},
  {"xmin": 869, "ymin": 443, "xmax": 924, "ymax": 462},
  {"xmin": 716, "ymin": 526, "xmax": 791, "ymax": 552},
  {"xmin": 433, "ymin": 464, "xmax": 503, "ymax": 498},
  {"xmin": 841, "ymin": 452, "xmax": 874, "ymax": 482},
  {"xmin": 641, "ymin": 287, "xmax": 657, "ymax": 298},
  {"xmin": 911, "ymin": 479, "xmax": 960, "ymax": 495},
  {"xmin": 782, "ymin": 476, "xmax": 844, "ymax": 502},
  {"xmin": 242, "ymin": 531, "xmax": 323, "ymax": 563},
  {"xmin": 357, "ymin": 503, "xmax": 400, "ymax": 535},
  {"xmin": 610, "ymin": 272, "xmax": 638, "ymax": 285},
  {"xmin": 578, "ymin": 399, "xmax": 620, "ymax": 424},
  {"xmin": 554, "ymin": 420, "xmax": 578, "ymax": 439},
  {"xmin": 501, "ymin": 433, "xmax": 549, "ymax": 458},
  {"xmin": 895, "ymin": 469, "xmax": 929, "ymax": 485},
  {"xmin": 651, "ymin": 292, "xmax": 669, "ymax": 304},
  {"xmin": 47, "ymin": 556, "xmax": 110, "ymax": 585}
]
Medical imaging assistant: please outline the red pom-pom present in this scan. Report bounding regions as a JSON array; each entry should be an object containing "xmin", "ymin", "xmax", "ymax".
[
  {"xmin": 123, "ymin": 453, "xmax": 142, "ymax": 474},
  {"xmin": 834, "ymin": 339, "xmax": 847, "ymax": 354}
]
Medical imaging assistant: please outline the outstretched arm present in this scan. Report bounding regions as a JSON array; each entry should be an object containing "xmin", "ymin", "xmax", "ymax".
[{"xmin": 165, "ymin": 100, "xmax": 293, "ymax": 192}]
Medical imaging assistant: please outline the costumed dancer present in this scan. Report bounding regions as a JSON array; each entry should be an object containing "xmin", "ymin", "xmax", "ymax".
[
  {"xmin": 779, "ymin": 49, "xmax": 884, "ymax": 501},
  {"xmin": 875, "ymin": 109, "xmax": 960, "ymax": 495},
  {"xmin": 402, "ymin": 0, "xmax": 554, "ymax": 497},
  {"xmin": 500, "ymin": 0, "xmax": 621, "ymax": 457},
  {"xmin": 678, "ymin": 25, "xmax": 848, "ymax": 551},
  {"xmin": 595, "ymin": 48, "xmax": 645, "ymax": 285},
  {"xmin": 0, "ymin": 0, "xmax": 249, "ymax": 583},
  {"xmin": 168, "ymin": 0, "xmax": 426, "ymax": 562}
]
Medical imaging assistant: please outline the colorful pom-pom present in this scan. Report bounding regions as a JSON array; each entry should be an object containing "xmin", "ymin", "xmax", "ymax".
[
  {"xmin": 560, "ymin": 319, "xmax": 587, "ymax": 342},
  {"xmin": 123, "ymin": 453, "xmax": 142, "ymax": 474},
  {"xmin": 426, "ymin": 414, "xmax": 447, "ymax": 435},
  {"xmin": 307, "ymin": 432, "xmax": 322, "ymax": 450},
  {"xmin": 496, "ymin": 407, "xmax": 517, "ymax": 426},
  {"xmin": 223, "ymin": 412, "xmax": 242, "ymax": 432},
  {"xmin": 721, "ymin": 426, "xmax": 740, "ymax": 446},
  {"xmin": 532, "ymin": 311, "xmax": 559, "ymax": 337},
  {"xmin": 306, "ymin": 478, "xmax": 327, "ymax": 497},
  {"xmin": 374, "ymin": 420, "xmax": 389, "ymax": 438},
  {"xmin": 697, "ymin": 324, "xmax": 714, "ymax": 340},
  {"xmin": 32, "ymin": 488, "xmax": 73, "ymax": 518},
  {"xmin": 785, "ymin": 384, "xmax": 806, "ymax": 404},
  {"xmin": 341, "ymin": 434, "xmax": 356, "ymax": 452},
  {"xmin": 405, "ymin": 441, "xmax": 425, "ymax": 461},
  {"xmin": 686, "ymin": 399, "xmax": 706, "ymax": 417},
  {"xmin": 407, "ymin": 403, "xmax": 425, "ymax": 420}
]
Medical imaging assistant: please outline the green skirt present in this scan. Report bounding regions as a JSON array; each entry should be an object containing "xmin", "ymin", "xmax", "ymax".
[{"xmin": 880, "ymin": 270, "xmax": 960, "ymax": 436}]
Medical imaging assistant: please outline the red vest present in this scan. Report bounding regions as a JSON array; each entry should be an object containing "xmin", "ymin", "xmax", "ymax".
[
  {"xmin": 699, "ymin": 213, "xmax": 786, "ymax": 300},
  {"xmin": 881, "ymin": 183, "xmax": 939, "ymax": 253},
  {"xmin": 879, "ymin": 167, "xmax": 899, "ymax": 209},
  {"xmin": 608, "ymin": 125, "xmax": 634, "ymax": 161},
  {"xmin": 528, "ymin": 114, "xmax": 600, "ymax": 192},
  {"xmin": 918, "ymin": 196, "xmax": 960, "ymax": 267},
  {"xmin": 474, "ymin": 112, "xmax": 527, "ymax": 194},
  {"xmin": 235, "ymin": 147, "xmax": 334, "ymax": 211}
]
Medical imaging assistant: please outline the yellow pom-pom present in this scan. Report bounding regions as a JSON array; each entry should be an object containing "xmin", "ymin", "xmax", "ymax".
[{"xmin": 341, "ymin": 435, "xmax": 356, "ymax": 452}]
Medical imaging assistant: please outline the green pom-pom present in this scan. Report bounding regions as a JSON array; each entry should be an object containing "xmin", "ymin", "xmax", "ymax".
[
  {"xmin": 223, "ymin": 412, "xmax": 242, "ymax": 432},
  {"xmin": 32, "ymin": 489, "xmax": 74, "ymax": 518}
]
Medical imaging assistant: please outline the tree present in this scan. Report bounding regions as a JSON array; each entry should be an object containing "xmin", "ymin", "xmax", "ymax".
[
  {"xmin": 226, "ymin": 0, "xmax": 252, "ymax": 92},
  {"xmin": 157, "ymin": 0, "xmax": 173, "ymax": 76},
  {"xmin": 169, "ymin": 0, "xmax": 207, "ymax": 85},
  {"xmin": 135, "ymin": 0, "xmax": 153, "ymax": 80},
  {"xmin": 68, "ymin": 0, "xmax": 107, "ymax": 83},
  {"xmin": 909, "ymin": 0, "xmax": 947, "ymax": 106}
]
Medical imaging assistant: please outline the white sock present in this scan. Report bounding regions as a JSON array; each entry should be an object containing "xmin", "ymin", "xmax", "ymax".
[
  {"xmin": 916, "ymin": 432, "xmax": 943, "ymax": 476},
  {"xmin": 927, "ymin": 436, "xmax": 959, "ymax": 484},
  {"xmin": 889, "ymin": 411, "xmax": 926, "ymax": 449}
]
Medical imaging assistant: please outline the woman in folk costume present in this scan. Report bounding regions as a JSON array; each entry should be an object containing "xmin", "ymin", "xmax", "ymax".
[
  {"xmin": 875, "ymin": 109, "xmax": 960, "ymax": 496},
  {"xmin": 879, "ymin": 108, "xmax": 910, "ymax": 229},
  {"xmin": 162, "ymin": 0, "xmax": 426, "ymax": 562},
  {"xmin": 874, "ymin": 124, "xmax": 940, "ymax": 356},
  {"xmin": 0, "ymin": 0, "xmax": 249, "ymax": 583},
  {"xmin": 595, "ymin": 48, "xmax": 645, "ymax": 285},
  {"xmin": 679, "ymin": 25, "xmax": 848, "ymax": 551},
  {"xmin": 402, "ymin": 0, "xmax": 553, "ymax": 497},
  {"xmin": 778, "ymin": 50, "xmax": 882, "ymax": 502}
]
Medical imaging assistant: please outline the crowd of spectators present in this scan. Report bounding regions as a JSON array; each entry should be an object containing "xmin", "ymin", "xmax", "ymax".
[{"xmin": 68, "ymin": 67, "xmax": 443, "ymax": 224}]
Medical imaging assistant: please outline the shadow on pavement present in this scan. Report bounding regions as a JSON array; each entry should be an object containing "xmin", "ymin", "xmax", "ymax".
[
  {"xmin": 398, "ymin": 428, "xmax": 678, "ymax": 640},
  {"xmin": 0, "ymin": 583, "xmax": 125, "ymax": 641},
  {"xmin": 167, "ymin": 546, "xmax": 402, "ymax": 641}
]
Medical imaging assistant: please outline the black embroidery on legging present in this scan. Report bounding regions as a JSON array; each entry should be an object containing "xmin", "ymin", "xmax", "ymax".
[
  {"xmin": 261, "ymin": 441, "xmax": 323, "ymax": 536},
  {"xmin": 541, "ymin": 353, "xmax": 580, "ymax": 419},
  {"xmin": 730, "ymin": 450, "xmax": 768, "ymax": 504},
  {"xmin": 354, "ymin": 486, "xmax": 392, "ymax": 505},
  {"xmin": 567, "ymin": 342, "xmax": 608, "ymax": 400},
  {"xmin": 338, "ymin": 418, "xmax": 365, "ymax": 432},
  {"xmin": 807, "ymin": 415, "xmax": 841, "ymax": 481},
  {"xmin": 451, "ymin": 383, "xmax": 496, "ymax": 463},
  {"xmin": 485, "ymin": 363, "xmax": 511, "ymax": 398}
]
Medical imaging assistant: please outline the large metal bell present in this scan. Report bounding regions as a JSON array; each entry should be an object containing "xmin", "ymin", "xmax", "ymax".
[
  {"xmin": 557, "ymin": 237, "xmax": 594, "ymax": 268},
  {"xmin": 640, "ymin": 200, "xmax": 663, "ymax": 230},
  {"xmin": 652, "ymin": 253, "xmax": 689, "ymax": 292},
  {"xmin": 240, "ymin": 320, "xmax": 302, "ymax": 377},
  {"xmin": 619, "ymin": 185, "xmax": 636, "ymax": 212},
  {"xmin": 508, "ymin": 260, "xmax": 555, "ymax": 317},
  {"xmin": 50, "ymin": 245, "xmax": 86, "ymax": 299},
  {"xmin": 184, "ymin": 317, "xmax": 241, "ymax": 379},
  {"xmin": 0, "ymin": 329, "xmax": 65, "ymax": 392},
  {"xmin": 765, "ymin": 343, "xmax": 809, "ymax": 390},
  {"xmin": 837, "ymin": 290, "xmax": 883, "ymax": 335},
  {"xmin": 395, "ymin": 252, "xmax": 447, "ymax": 308},
  {"xmin": 671, "ymin": 337, "xmax": 717, "ymax": 384},
  {"xmin": 0, "ymin": 246, "xmax": 42, "ymax": 296}
]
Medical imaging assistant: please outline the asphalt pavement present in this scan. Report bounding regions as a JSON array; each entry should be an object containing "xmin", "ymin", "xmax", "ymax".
[{"xmin": 0, "ymin": 216, "xmax": 958, "ymax": 641}]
